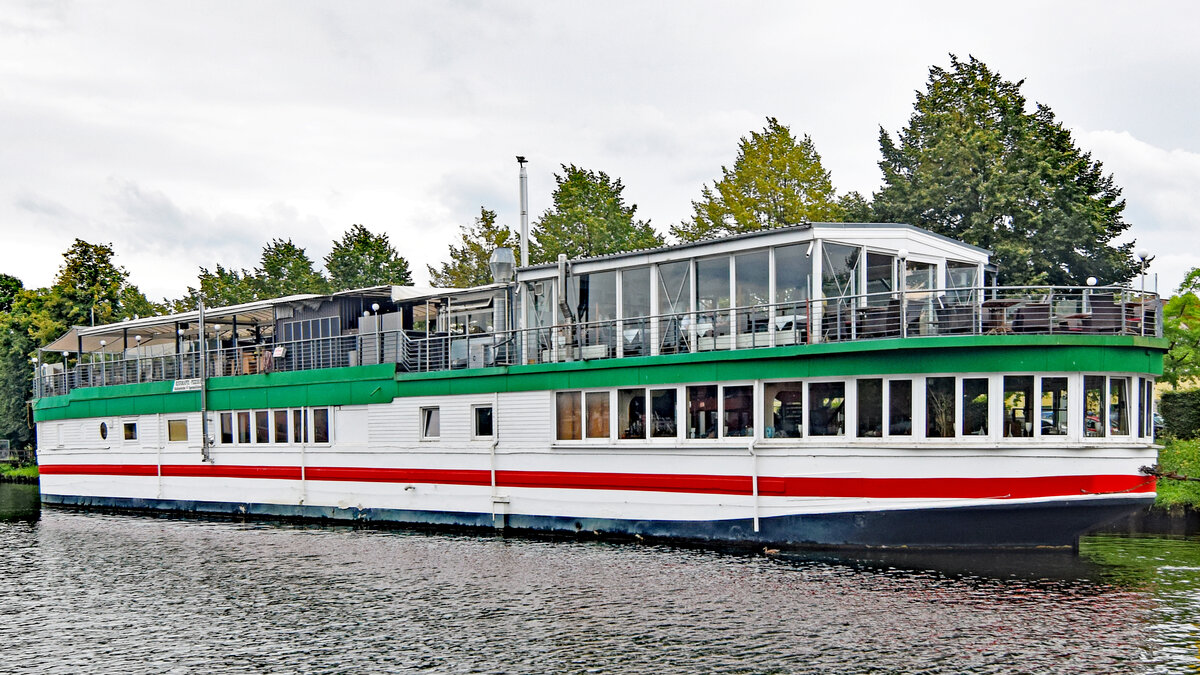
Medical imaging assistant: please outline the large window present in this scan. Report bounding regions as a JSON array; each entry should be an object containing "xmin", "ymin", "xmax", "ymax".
[
  {"xmin": 926, "ymin": 377, "xmax": 955, "ymax": 438},
  {"xmin": 822, "ymin": 243, "xmax": 861, "ymax": 300},
  {"xmin": 556, "ymin": 392, "xmax": 582, "ymax": 441},
  {"xmin": 764, "ymin": 382, "xmax": 804, "ymax": 438},
  {"xmin": 313, "ymin": 408, "xmax": 330, "ymax": 443},
  {"xmin": 621, "ymin": 268, "xmax": 651, "ymax": 357},
  {"xmin": 255, "ymin": 410, "xmax": 270, "ymax": 444},
  {"xmin": 889, "ymin": 380, "xmax": 913, "ymax": 436},
  {"xmin": 1041, "ymin": 377, "xmax": 1068, "ymax": 436},
  {"xmin": 650, "ymin": 389, "xmax": 678, "ymax": 438},
  {"xmin": 618, "ymin": 388, "xmax": 647, "ymax": 439},
  {"xmin": 1004, "ymin": 376, "xmax": 1035, "ymax": 438},
  {"xmin": 962, "ymin": 378, "xmax": 988, "ymax": 436},
  {"xmin": 808, "ymin": 382, "xmax": 845, "ymax": 436},
  {"xmin": 865, "ymin": 253, "xmax": 895, "ymax": 307},
  {"xmin": 857, "ymin": 379, "xmax": 883, "ymax": 437},
  {"xmin": 1085, "ymin": 375, "xmax": 1105, "ymax": 437},
  {"xmin": 687, "ymin": 385, "xmax": 718, "ymax": 439},
  {"xmin": 281, "ymin": 316, "xmax": 339, "ymax": 342},
  {"xmin": 237, "ymin": 411, "xmax": 251, "ymax": 444},
  {"xmin": 1110, "ymin": 377, "xmax": 1130, "ymax": 436},
  {"xmin": 586, "ymin": 392, "xmax": 610, "ymax": 439},
  {"xmin": 274, "ymin": 410, "xmax": 290, "ymax": 443},
  {"xmin": 723, "ymin": 385, "xmax": 754, "ymax": 437}
]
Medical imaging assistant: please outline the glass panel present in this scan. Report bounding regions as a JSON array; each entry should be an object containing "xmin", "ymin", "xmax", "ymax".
[
  {"xmin": 617, "ymin": 388, "xmax": 646, "ymax": 439},
  {"xmin": 1041, "ymin": 377, "xmax": 1068, "ymax": 436},
  {"xmin": 723, "ymin": 385, "xmax": 754, "ymax": 437},
  {"xmin": 168, "ymin": 419, "xmax": 188, "ymax": 442},
  {"xmin": 313, "ymin": 408, "xmax": 329, "ymax": 443},
  {"xmin": 735, "ymin": 251, "xmax": 770, "ymax": 307},
  {"xmin": 585, "ymin": 392, "xmax": 610, "ymax": 439},
  {"xmin": 808, "ymin": 382, "xmax": 845, "ymax": 436},
  {"xmin": 1137, "ymin": 378, "xmax": 1147, "ymax": 438},
  {"xmin": 220, "ymin": 412, "xmax": 233, "ymax": 444},
  {"xmin": 237, "ymin": 411, "xmax": 251, "ymax": 444},
  {"xmin": 687, "ymin": 385, "xmax": 718, "ymax": 439},
  {"xmin": 697, "ymin": 257, "xmax": 730, "ymax": 313},
  {"xmin": 657, "ymin": 261, "xmax": 691, "ymax": 315},
  {"xmin": 962, "ymin": 378, "xmax": 989, "ymax": 436},
  {"xmin": 293, "ymin": 409, "xmax": 308, "ymax": 444},
  {"xmin": 857, "ymin": 378, "xmax": 883, "ymax": 437},
  {"xmin": 621, "ymin": 267, "xmax": 651, "ymax": 357},
  {"xmin": 255, "ymin": 410, "xmax": 270, "ymax": 443},
  {"xmin": 763, "ymin": 381, "xmax": 803, "ymax": 439},
  {"xmin": 1085, "ymin": 375, "xmax": 1105, "ymax": 437},
  {"xmin": 821, "ymin": 243, "xmax": 861, "ymax": 300},
  {"xmin": 556, "ymin": 392, "xmax": 582, "ymax": 441},
  {"xmin": 946, "ymin": 261, "xmax": 978, "ymax": 303},
  {"xmin": 650, "ymin": 389, "xmax": 677, "ymax": 438},
  {"xmin": 124, "ymin": 422, "xmax": 137, "ymax": 441},
  {"xmin": 888, "ymin": 380, "xmax": 912, "ymax": 436},
  {"xmin": 1004, "ymin": 376, "xmax": 1035, "ymax": 438},
  {"xmin": 274, "ymin": 410, "xmax": 289, "ymax": 443},
  {"xmin": 589, "ymin": 271, "xmax": 617, "ymax": 323},
  {"xmin": 775, "ymin": 243, "xmax": 813, "ymax": 305},
  {"xmin": 925, "ymin": 376, "xmax": 956, "ymax": 438},
  {"xmin": 421, "ymin": 408, "xmax": 439, "ymax": 438},
  {"xmin": 1110, "ymin": 377, "xmax": 1129, "ymax": 435},
  {"xmin": 865, "ymin": 253, "xmax": 894, "ymax": 307}
]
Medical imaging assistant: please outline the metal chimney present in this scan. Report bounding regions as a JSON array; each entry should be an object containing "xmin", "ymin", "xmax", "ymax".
[{"xmin": 517, "ymin": 156, "xmax": 529, "ymax": 268}]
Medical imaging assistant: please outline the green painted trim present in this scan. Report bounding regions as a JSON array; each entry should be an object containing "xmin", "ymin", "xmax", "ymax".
[{"xmin": 34, "ymin": 337, "xmax": 1164, "ymax": 421}]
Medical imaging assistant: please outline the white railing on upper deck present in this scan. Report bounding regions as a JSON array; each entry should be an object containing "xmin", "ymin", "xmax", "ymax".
[{"xmin": 32, "ymin": 285, "xmax": 1161, "ymax": 397}]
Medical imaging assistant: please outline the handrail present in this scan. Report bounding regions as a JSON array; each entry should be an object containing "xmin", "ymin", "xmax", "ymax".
[{"xmin": 31, "ymin": 284, "xmax": 1162, "ymax": 397}]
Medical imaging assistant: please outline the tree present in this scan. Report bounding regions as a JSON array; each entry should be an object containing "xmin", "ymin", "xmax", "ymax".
[
  {"xmin": 1163, "ymin": 267, "xmax": 1200, "ymax": 388},
  {"xmin": 254, "ymin": 239, "xmax": 328, "ymax": 298},
  {"xmin": 428, "ymin": 208, "xmax": 521, "ymax": 288},
  {"xmin": 0, "ymin": 274, "xmax": 21, "ymax": 314},
  {"xmin": 671, "ymin": 118, "xmax": 845, "ymax": 242},
  {"xmin": 529, "ymin": 165, "xmax": 663, "ymax": 263},
  {"xmin": 325, "ymin": 224, "xmax": 412, "ymax": 290},
  {"xmin": 873, "ymin": 55, "xmax": 1137, "ymax": 286},
  {"xmin": 178, "ymin": 264, "xmax": 257, "ymax": 310}
]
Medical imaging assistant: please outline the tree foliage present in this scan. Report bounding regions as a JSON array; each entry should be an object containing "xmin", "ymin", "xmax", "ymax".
[
  {"xmin": 529, "ymin": 165, "xmax": 663, "ymax": 263},
  {"xmin": 0, "ymin": 274, "xmax": 21, "ymax": 314},
  {"xmin": 181, "ymin": 238, "xmax": 329, "ymax": 308},
  {"xmin": 428, "ymin": 207, "xmax": 520, "ymax": 288},
  {"xmin": 672, "ymin": 118, "xmax": 846, "ymax": 242},
  {"xmin": 1164, "ymin": 267, "xmax": 1200, "ymax": 388},
  {"xmin": 873, "ymin": 55, "xmax": 1137, "ymax": 286},
  {"xmin": 325, "ymin": 224, "xmax": 412, "ymax": 290}
]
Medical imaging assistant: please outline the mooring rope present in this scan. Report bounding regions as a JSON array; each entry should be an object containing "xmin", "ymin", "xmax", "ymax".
[{"xmin": 1141, "ymin": 465, "xmax": 1200, "ymax": 482}]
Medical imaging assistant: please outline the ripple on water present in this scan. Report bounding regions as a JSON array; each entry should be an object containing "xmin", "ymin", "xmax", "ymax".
[{"xmin": 0, "ymin": 508, "xmax": 1193, "ymax": 674}]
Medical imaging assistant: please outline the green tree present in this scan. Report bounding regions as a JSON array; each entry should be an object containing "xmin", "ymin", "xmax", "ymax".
[
  {"xmin": 178, "ymin": 264, "xmax": 257, "ymax": 310},
  {"xmin": 254, "ymin": 239, "xmax": 328, "ymax": 298},
  {"xmin": 671, "ymin": 118, "xmax": 845, "ymax": 242},
  {"xmin": 529, "ymin": 165, "xmax": 663, "ymax": 263},
  {"xmin": 325, "ymin": 224, "xmax": 412, "ymax": 290},
  {"xmin": 0, "ymin": 309, "xmax": 36, "ymax": 447},
  {"xmin": 1164, "ymin": 267, "xmax": 1200, "ymax": 388},
  {"xmin": 873, "ymin": 55, "xmax": 1137, "ymax": 286},
  {"xmin": 0, "ymin": 274, "xmax": 21, "ymax": 314},
  {"xmin": 428, "ymin": 207, "xmax": 521, "ymax": 288}
]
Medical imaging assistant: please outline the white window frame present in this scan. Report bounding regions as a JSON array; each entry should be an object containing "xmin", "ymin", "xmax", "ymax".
[
  {"xmin": 471, "ymin": 404, "xmax": 494, "ymax": 440},
  {"xmin": 420, "ymin": 406, "xmax": 441, "ymax": 440}
]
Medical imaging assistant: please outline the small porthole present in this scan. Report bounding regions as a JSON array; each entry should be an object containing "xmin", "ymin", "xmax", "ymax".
[{"xmin": 99, "ymin": 422, "xmax": 108, "ymax": 440}]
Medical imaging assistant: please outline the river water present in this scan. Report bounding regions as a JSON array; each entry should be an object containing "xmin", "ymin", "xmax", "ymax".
[{"xmin": 2, "ymin": 482, "xmax": 1199, "ymax": 674}]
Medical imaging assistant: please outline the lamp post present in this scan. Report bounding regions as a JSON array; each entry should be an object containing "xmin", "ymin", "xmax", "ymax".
[
  {"xmin": 372, "ymin": 303, "xmax": 381, "ymax": 364},
  {"xmin": 897, "ymin": 248, "xmax": 909, "ymax": 338},
  {"xmin": 1136, "ymin": 249, "xmax": 1154, "ymax": 336},
  {"xmin": 135, "ymin": 335, "xmax": 143, "ymax": 381},
  {"xmin": 99, "ymin": 339, "xmax": 107, "ymax": 385}
]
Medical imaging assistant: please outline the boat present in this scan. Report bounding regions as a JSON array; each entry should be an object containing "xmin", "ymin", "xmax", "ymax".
[{"xmin": 30, "ymin": 220, "xmax": 1165, "ymax": 549}]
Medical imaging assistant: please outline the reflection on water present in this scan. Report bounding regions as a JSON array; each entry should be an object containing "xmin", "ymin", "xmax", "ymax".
[{"xmin": 1, "ymin": 484, "xmax": 1199, "ymax": 673}]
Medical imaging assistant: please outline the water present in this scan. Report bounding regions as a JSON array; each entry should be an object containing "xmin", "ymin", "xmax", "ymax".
[{"xmin": 2, "ymin": 482, "xmax": 1199, "ymax": 674}]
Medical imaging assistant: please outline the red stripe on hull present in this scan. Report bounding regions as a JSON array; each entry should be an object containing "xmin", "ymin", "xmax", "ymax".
[{"xmin": 38, "ymin": 463, "xmax": 1155, "ymax": 499}]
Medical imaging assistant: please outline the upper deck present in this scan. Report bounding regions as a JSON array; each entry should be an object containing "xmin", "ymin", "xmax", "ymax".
[{"xmin": 32, "ymin": 223, "xmax": 1163, "ymax": 398}]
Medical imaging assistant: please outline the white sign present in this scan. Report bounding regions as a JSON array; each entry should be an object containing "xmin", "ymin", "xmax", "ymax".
[{"xmin": 173, "ymin": 378, "xmax": 203, "ymax": 392}]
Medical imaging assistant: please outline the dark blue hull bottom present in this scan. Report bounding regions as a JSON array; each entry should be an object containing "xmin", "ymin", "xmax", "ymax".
[{"xmin": 40, "ymin": 493, "xmax": 1154, "ymax": 550}]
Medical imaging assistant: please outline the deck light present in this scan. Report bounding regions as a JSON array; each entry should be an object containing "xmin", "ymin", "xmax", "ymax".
[
  {"xmin": 489, "ymin": 247, "xmax": 515, "ymax": 283},
  {"xmin": 1086, "ymin": 277, "xmax": 1098, "ymax": 287},
  {"xmin": 372, "ymin": 303, "xmax": 380, "ymax": 313}
]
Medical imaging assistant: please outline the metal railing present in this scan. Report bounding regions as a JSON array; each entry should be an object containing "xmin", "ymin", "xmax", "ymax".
[{"xmin": 33, "ymin": 285, "xmax": 1161, "ymax": 397}]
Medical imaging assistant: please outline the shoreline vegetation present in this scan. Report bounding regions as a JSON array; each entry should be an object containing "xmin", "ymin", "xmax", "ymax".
[{"xmin": 4, "ymin": 439, "xmax": 1200, "ymax": 509}]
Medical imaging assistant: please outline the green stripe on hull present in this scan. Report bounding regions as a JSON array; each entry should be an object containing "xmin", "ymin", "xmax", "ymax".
[{"xmin": 33, "ymin": 336, "xmax": 1165, "ymax": 422}]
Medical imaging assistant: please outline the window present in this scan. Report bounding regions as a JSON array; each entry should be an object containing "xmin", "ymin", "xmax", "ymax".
[
  {"xmin": 99, "ymin": 422, "xmax": 108, "ymax": 440},
  {"xmin": 586, "ymin": 392, "xmax": 610, "ymax": 440},
  {"xmin": 168, "ymin": 419, "xmax": 188, "ymax": 442},
  {"xmin": 1110, "ymin": 377, "xmax": 1130, "ymax": 436},
  {"xmin": 556, "ymin": 392, "xmax": 582, "ymax": 441},
  {"xmin": 313, "ymin": 408, "xmax": 330, "ymax": 443},
  {"xmin": 237, "ymin": 411, "xmax": 251, "ymax": 444},
  {"xmin": 293, "ymin": 409, "xmax": 309, "ymax": 444},
  {"xmin": 650, "ymin": 389, "xmax": 678, "ymax": 438},
  {"xmin": 865, "ymin": 253, "xmax": 895, "ymax": 307},
  {"xmin": 220, "ymin": 413, "xmax": 233, "ymax": 444},
  {"xmin": 255, "ymin": 410, "xmax": 270, "ymax": 444},
  {"xmin": 857, "ymin": 379, "xmax": 883, "ymax": 437},
  {"xmin": 764, "ymin": 381, "xmax": 803, "ymax": 438},
  {"xmin": 962, "ymin": 378, "xmax": 989, "ymax": 436},
  {"xmin": 421, "ymin": 407, "xmax": 440, "ymax": 439},
  {"xmin": 1004, "ymin": 376, "xmax": 1035, "ymax": 438},
  {"xmin": 473, "ymin": 405, "xmax": 493, "ymax": 438},
  {"xmin": 618, "ymin": 388, "xmax": 647, "ymax": 439},
  {"xmin": 888, "ymin": 380, "xmax": 912, "ymax": 436},
  {"xmin": 926, "ymin": 377, "xmax": 955, "ymax": 438},
  {"xmin": 723, "ymin": 385, "xmax": 753, "ymax": 437},
  {"xmin": 1085, "ymin": 375, "xmax": 1105, "ymax": 438},
  {"xmin": 281, "ymin": 316, "xmax": 340, "ymax": 342},
  {"xmin": 808, "ymin": 382, "xmax": 845, "ymax": 436},
  {"xmin": 274, "ymin": 411, "xmax": 289, "ymax": 443},
  {"xmin": 687, "ymin": 385, "xmax": 718, "ymax": 438},
  {"xmin": 1041, "ymin": 377, "xmax": 1068, "ymax": 436},
  {"xmin": 123, "ymin": 422, "xmax": 138, "ymax": 441}
]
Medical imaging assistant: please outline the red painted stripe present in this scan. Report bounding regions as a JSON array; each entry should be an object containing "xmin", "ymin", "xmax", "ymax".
[{"xmin": 36, "ymin": 464, "xmax": 1155, "ymax": 500}]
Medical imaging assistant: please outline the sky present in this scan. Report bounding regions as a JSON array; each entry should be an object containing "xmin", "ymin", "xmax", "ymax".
[{"xmin": 2, "ymin": 0, "xmax": 1198, "ymax": 302}]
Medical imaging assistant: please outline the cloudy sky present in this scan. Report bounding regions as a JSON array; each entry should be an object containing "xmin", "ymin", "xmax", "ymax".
[{"xmin": 2, "ymin": 1, "xmax": 1197, "ymax": 301}]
